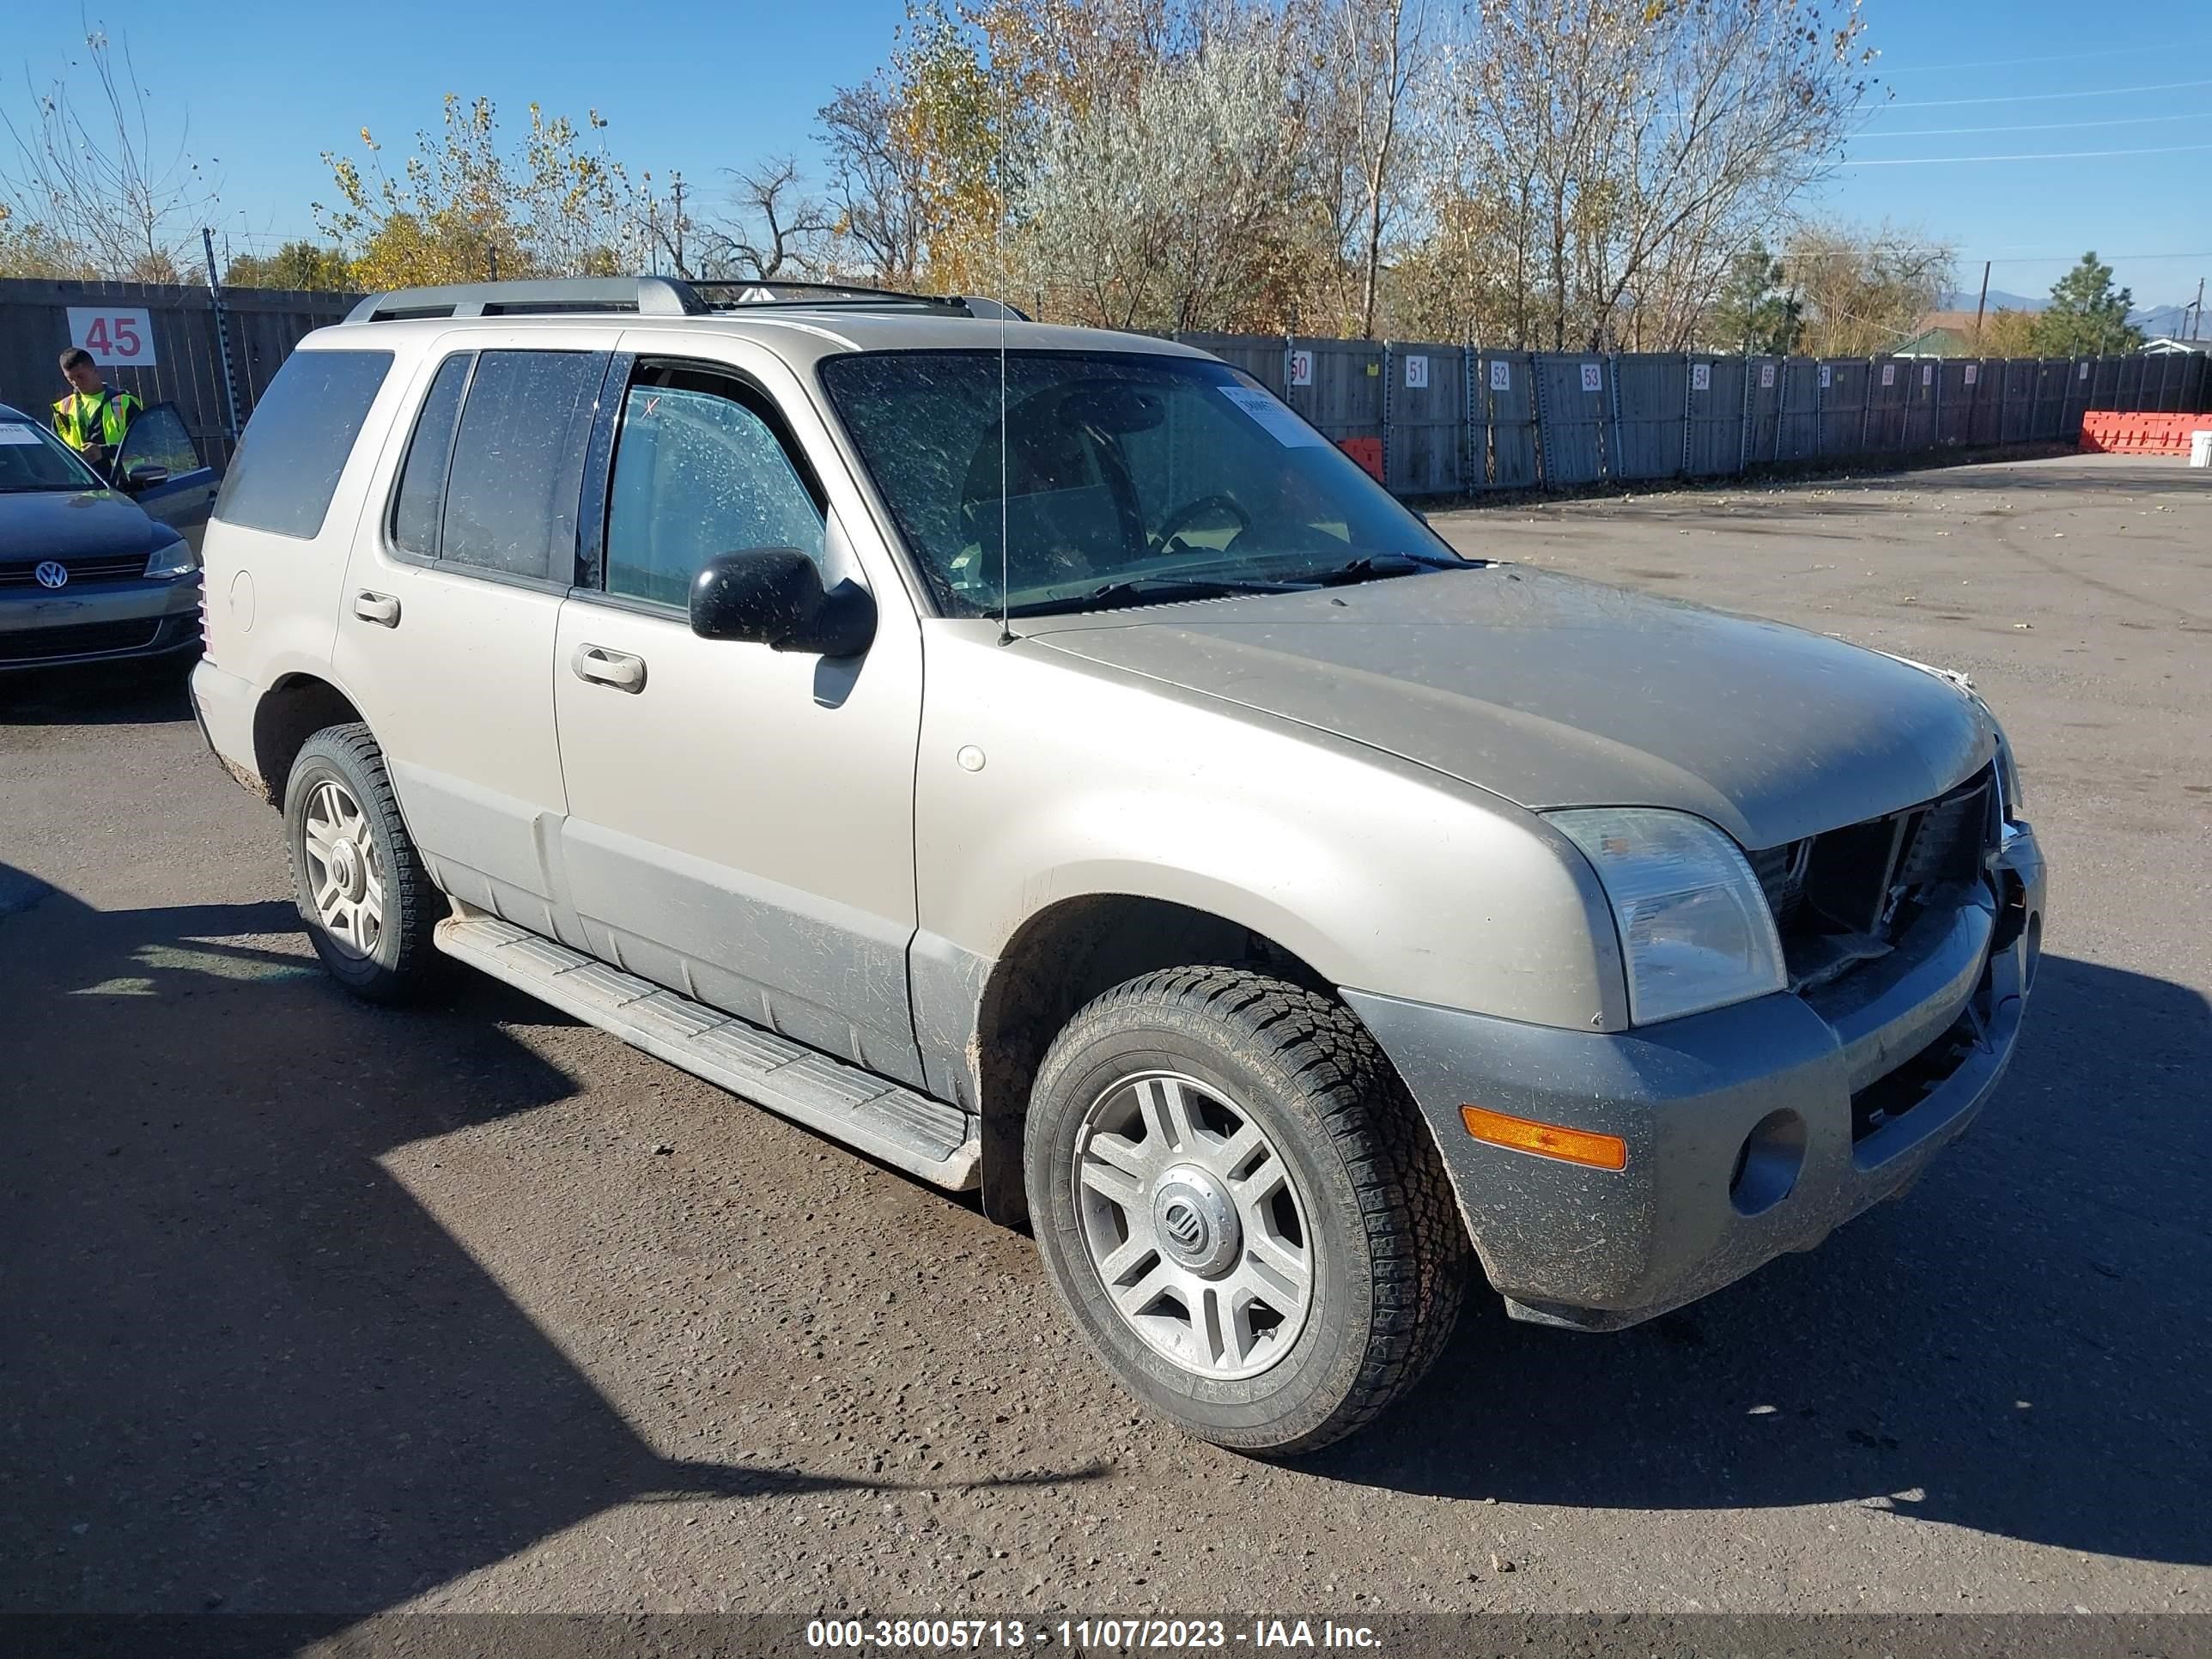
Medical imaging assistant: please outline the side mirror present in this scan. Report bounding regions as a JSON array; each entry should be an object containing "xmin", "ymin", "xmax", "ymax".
[
  {"xmin": 123, "ymin": 463, "xmax": 169, "ymax": 491},
  {"xmin": 689, "ymin": 547, "xmax": 877, "ymax": 657}
]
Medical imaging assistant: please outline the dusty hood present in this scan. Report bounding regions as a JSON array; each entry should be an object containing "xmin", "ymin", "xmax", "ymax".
[
  {"xmin": 0, "ymin": 489, "xmax": 164, "ymax": 563},
  {"xmin": 1024, "ymin": 566, "xmax": 1993, "ymax": 850}
]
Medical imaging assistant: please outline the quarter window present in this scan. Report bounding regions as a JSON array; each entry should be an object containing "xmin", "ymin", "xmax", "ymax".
[
  {"xmin": 438, "ymin": 349, "xmax": 603, "ymax": 582},
  {"xmin": 604, "ymin": 379, "xmax": 825, "ymax": 609},
  {"xmin": 212, "ymin": 349, "xmax": 392, "ymax": 539},
  {"xmin": 390, "ymin": 353, "xmax": 471, "ymax": 558}
]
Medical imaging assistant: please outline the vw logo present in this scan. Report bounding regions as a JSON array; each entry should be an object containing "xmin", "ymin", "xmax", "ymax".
[
  {"xmin": 33, "ymin": 560, "xmax": 69, "ymax": 590},
  {"xmin": 1163, "ymin": 1201, "xmax": 1205, "ymax": 1253}
]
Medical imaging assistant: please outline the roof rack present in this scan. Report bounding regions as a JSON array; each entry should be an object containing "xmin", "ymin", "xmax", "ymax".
[{"xmin": 341, "ymin": 275, "xmax": 1027, "ymax": 325}]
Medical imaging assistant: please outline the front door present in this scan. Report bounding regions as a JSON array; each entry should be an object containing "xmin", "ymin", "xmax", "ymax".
[
  {"xmin": 112, "ymin": 403, "xmax": 220, "ymax": 548},
  {"xmin": 552, "ymin": 348, "xmax": 927, "ymax": 1085},
  {"xmin": 331, "ymin": 332, "xmax": 609, "ymax": 941}
]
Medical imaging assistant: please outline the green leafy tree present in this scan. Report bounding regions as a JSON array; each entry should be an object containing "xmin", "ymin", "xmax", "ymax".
[
  {"xmin": 222, "ymin": 239, "xmax": 352, "ymax": 290},
  {"xmin": 1707, "ymin": 242, "xmax": 1799, "ymax": 353},
  {"xmin": 2032, "ymin": 252, "xmax": 2142, "ymax": 356},
  {"xmin": 316, "ymin": 95, "xmax": 635, "ymax": 289}
]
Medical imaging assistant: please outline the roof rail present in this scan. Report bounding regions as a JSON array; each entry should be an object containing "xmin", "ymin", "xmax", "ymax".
[
  {"xmin": 339, "ymin": 273, "xmax": 1031, "ymax": 325},
  {"xmin": 342, "ymin": 276, "xmax": 707, "ymax": 325}
]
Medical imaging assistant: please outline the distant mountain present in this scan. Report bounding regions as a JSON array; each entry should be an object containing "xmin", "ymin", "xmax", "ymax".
[
  {"xmin": 2130, "ymin": 302, "xmax": 2197, "ymax": 337},
  {"xmin": 1938, "ymin": 288, "xmax": 2045, "ymax": 313}
]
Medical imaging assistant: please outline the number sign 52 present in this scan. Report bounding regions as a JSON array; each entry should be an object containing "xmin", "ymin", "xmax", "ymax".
[{"xmin": 66, "ymin": 307, "xmax": 159, "ymax": 368}]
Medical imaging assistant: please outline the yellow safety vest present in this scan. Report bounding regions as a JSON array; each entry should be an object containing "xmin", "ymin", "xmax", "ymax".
[{"xmin": 52, "ymin": 387, "xmax": 143, "ymax": 453}]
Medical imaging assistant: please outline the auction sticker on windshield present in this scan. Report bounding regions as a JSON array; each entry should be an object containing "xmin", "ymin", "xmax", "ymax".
[
  {"xmin": 0, "ymin": 424, "xmax": 46, "ymax": 445},
  {"xmin": 1218, "ymin": 386, "xmax": 1325, "ymax": 447}
]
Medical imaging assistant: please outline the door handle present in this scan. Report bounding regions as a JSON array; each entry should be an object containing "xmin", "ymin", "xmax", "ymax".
[
  {"xmin": 573, "ymin": 643, "xmax": 646, "ymax": 692},
  {"xmin": 352, "ymin": 591, "xmax": 400, "ymax": 628}
]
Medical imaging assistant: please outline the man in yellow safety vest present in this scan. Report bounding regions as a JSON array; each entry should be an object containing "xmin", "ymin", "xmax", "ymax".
[{"xmin": 52, "ymin": 347, "xmax": 143, "ymax": 474}]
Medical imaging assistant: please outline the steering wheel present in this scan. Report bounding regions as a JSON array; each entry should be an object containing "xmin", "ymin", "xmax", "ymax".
[{"xmin": 1149, "ymin": 494, "xmax": 1251, "ymax": 554}]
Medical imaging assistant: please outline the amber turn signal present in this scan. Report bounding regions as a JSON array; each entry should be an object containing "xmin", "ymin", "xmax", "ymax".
[{"xmin": 1460, "ymin": 1105, "xmax": 1628, "ymax": 1171}]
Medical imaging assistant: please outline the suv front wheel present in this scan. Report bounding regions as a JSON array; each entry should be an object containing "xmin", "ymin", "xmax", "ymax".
[
  {"xmin": 1025, "ymin": 967, "xmax": 1470, "ymax": 1454},
  {"xmin": 284, "ymin": 723, "xmax": 443, "ymax": 1003}
]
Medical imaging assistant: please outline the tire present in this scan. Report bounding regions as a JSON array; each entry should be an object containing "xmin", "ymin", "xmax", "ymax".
[
  {"xmin": 283, "ymin": 723, "xmax": 444, "ymax": 1004},
  {"xmin": 1024, "ymin": 967, "xmax": 1470, "ymax": 1454}
]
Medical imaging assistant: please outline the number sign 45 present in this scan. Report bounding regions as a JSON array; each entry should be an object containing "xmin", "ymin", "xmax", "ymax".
[{"xmin": 66, "ymin": 307, "xmax": 159, "ymax": 368}]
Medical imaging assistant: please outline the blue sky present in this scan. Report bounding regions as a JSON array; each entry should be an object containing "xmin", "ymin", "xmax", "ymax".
[{"xmin": 6, "ymin": 0, "xmax": 2209, "ymax": 316}]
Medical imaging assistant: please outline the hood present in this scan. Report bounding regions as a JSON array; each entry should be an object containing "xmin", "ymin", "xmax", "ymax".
[
  {"xmin": 1024, "ymin": 566, "xmax": 1993, "ymax": 850},
  {"xmin": 0, "ymin": 489, "xmax": 165, "ymax": 564}
]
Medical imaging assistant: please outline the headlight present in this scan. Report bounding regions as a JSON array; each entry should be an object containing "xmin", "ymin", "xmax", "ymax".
[
  {"xmin": 144, "ymin": 538, "xmax": 200, "ymax": 579},
  {"xmin": 1550, "ymin": 807, "xmax": 1786, "ymax": 1025}
]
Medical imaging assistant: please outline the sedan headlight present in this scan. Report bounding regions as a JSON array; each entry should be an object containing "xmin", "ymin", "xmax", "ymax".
[
  {"xmin": 144, "ymin": 538, "xmax": 200, "ymax": 580},
  {"xmin": 1550, "ymin": 807, "xmax": 1786, "ymax": 1026}
]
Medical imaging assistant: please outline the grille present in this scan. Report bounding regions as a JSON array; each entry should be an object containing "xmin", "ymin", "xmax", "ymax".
[
  {"xmin": 1753, "ymin": 764, "xmax": 2000, "ymax": 991},
  {"xmin": 0, "ymin": 618, "xmax": 164, "ymax": 662},
  {"xmin": 0, "ymin": 553, "xmax": 149, "ymax": 587}
]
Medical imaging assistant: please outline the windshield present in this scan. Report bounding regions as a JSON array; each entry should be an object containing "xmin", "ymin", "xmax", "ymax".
[
  {"xmin": 817, "ymin": 349, "xmax": 1469, "ymax": 617},
  {"xmin": 0, "ymin": 420, "xmax": 104, "ymax": 493}
]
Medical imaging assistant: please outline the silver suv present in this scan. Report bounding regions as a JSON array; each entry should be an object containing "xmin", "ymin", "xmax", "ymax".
[{"xmin": 190, "ymin": 277, "xmax": 2048, "ymax": 1452}]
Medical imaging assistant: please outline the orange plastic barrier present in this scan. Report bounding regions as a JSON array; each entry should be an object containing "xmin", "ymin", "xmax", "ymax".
[
  {"xmin": 2080, "ymin": 410, "xmax": 2212, "ymax": 455},
  {"xmin": 1336, "ymin": 435, "xmax": 1385, "ymax": 481}
]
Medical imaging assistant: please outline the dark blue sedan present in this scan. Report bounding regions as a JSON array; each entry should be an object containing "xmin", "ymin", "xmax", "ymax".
[{"xmin": 0, "ymin": 398, "xmax": 219, "ymax": 672}]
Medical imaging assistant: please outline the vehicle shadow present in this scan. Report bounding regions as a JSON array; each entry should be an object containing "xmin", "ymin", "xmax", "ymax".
[
  {"xmin": 0, "ymin": 660, "xmax": 196, "ymax": 726},
  {"xmin": 1320, "ymin": 952, "xmax": 2212, "ymax": 1568},
  {"xmin": 0, "ymin": 870, "xmax": 1103, "ymax": 1638}
]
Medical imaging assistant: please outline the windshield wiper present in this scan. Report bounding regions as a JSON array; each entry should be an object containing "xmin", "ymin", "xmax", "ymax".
[
  {"xmin": 1303, "ymin": 550, "xmax": 1474, "ymax": 586},
  {"xmin": 1013, "ymin": 574, "xmax": 1310, "ymax": 617}
]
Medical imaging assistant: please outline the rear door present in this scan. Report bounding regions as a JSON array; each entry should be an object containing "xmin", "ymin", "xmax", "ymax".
[
  {"xmin": 550, "ymin": 340, "xmax": 927, "ymax": 1084},
  {"xmin": 112, "ymin": 402, "xmax": 220, "ymax": 548},
  {"xmin": 331, "ymin": 331, "xmax": 609, "ymax": 940}
]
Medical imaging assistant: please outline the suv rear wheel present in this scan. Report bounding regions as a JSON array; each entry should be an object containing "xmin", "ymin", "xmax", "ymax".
[
  {"xmin": 284, "ymin": 724, "xmax": 442, "ymax": 1003},
  {"xmin": 1024, "ymin": 967, "xmax": 1469, "ymax": 1453}
]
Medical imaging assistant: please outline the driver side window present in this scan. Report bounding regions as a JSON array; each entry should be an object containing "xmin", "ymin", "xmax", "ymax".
[{"xmin": 604, "ymin": 379, "xmax": 825, "ymax": 609}]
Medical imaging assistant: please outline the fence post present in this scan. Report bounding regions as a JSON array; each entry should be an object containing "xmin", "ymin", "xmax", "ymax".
[
  {"xmin": 1382, "ymin": 341, "xmax": 1394, "ymax": 492},
  {"xmin": 1534, "ymin": 354, "xmax": 1551, "ymax": 489},
  {"xmin": 1738, "ymin": 352, "xmax": 1753, "ymax": 473},
  {"xmin": 1462, "ymin": 344, "xmax": 1476, "ymax": 492},
  {"xmin": 1774, "ymin": 359, "xmax": 1788, "ymax": 462},
  {"xmin": 1681, "ymin": 351, "xmax": 1693, "ymax": 478},
  {"xmin": 199, "ymin": 227, "xmax": 243, "ymax": 447},
  {"xmin": 1859, "ymin": 359, "xmax": 1872, "ymax": 456},
  {"xmin": 1607, "ymin": 350, "xmax": 1623, "ymax": 481}
]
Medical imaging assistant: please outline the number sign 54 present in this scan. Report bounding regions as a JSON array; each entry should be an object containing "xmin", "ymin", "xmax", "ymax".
[{"xmin": 66, "ymin": 307, "xmax": 159, "ymax": 368}]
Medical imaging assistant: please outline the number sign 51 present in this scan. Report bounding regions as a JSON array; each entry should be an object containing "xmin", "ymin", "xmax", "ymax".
[{"xmin": 66, "ymin": 307, "xmax": 159, "ymax": 368}]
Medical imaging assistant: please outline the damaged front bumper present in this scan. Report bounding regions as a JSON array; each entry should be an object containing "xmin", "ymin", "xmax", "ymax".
[{"xmin": 1346, "ymin": 820, "xmax": 2048, "ymax": 1330}]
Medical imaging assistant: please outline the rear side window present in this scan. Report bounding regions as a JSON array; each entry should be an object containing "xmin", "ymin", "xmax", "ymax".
[
  {"xmin": 438, "ymin": 349, "xmax": 603, "ymax": 581},
  {"xmin": 390, "ymin": 354, "xmax": 471, "ymax": 558},
  {"xmin": 213, "ymin": 349, "xmax": 392, "ymax": 538}
]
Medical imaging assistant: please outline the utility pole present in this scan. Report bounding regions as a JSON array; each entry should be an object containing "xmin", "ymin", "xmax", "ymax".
[
  {"xmin": 488, "ymin": 246, "xmax": 499, "ymax": 281},
  {"xmin": 1971, "ymin": 259, "xmax": 1990, "ymax": 351},
  {"xmin": 672, "ymin": 173, "xmax": 685, "ymax": 278},
  {"xmin": 2192, "ymin": 276, "xmax": 2205, "ymax": 341},
  {"xmin": 200, "ymin": 227, "xmax": 243, "ymax": 447}
]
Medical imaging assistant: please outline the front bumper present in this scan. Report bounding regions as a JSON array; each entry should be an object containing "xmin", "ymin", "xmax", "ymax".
[
  {"xmin": 0, "ymin": 574, "xmax": 202, "ymax": 671},
  {"xmin": 1346, "ymin": 822, "xmax": 2048, "ymax": 1330}
]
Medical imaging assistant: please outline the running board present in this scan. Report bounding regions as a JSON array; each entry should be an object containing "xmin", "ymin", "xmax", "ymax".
[{"xmin": 435, "ymin": 914, "xmax": 979, "ymax": 1190}]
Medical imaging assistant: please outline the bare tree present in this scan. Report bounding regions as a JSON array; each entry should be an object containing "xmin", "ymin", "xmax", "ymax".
[
  {"xmin": 690, "ymin": 156, "xmax": 835, "ymax": 281},
  {"xmin": 1784, "ymin": 223, "xmax": 1954, "ymax": 357},
  {"xmin": 1322, "ymin": 0, "xmax": 1429, "ymax": 339},
  {"xmin": 1, "ymin": 24, "xmax": 219, "ymax": 281},
  {"xmin": 1434, "ymin": 0, "xmax": 1870, "ymax": 349},
  {"xmin": 817, "ymin": 78, "xmax": 932, "ymax": 287}
]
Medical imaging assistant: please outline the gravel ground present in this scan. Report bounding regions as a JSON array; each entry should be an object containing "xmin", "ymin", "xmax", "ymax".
[{"xmin": 1, "ymin": 453, "xmax": 2206, "ymax": 1631}]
